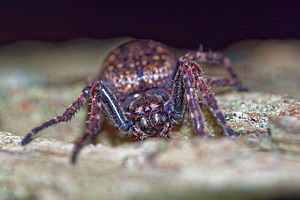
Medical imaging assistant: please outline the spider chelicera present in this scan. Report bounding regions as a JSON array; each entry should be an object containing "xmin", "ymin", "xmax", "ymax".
[{"xmin": 21, "ymin": 39, "xmax": 247, "ymax": 163}]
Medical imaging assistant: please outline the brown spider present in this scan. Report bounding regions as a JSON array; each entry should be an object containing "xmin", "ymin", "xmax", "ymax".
[{"xmin": 21, "ymin": 39, "xmax": 247, "ymax": 163}]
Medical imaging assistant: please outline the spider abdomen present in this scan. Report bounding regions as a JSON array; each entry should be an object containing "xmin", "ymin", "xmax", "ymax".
[{"xmin": 100, "ymin": 39, "xmax": 177, "ymax": 100}]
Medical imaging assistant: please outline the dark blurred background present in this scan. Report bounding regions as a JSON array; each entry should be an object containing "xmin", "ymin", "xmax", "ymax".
[{"xmin": 0, "ymin": 0, "xmax": 299, "ymax": 49}]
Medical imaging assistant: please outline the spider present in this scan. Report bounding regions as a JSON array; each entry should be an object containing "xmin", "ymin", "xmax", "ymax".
[{"xmin": 21, "ymin": 39, "xmax": 247, "ymax": 163}]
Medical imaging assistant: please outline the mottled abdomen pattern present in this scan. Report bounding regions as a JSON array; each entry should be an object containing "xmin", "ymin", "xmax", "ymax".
[{"xmin": 100, "ymin": 39, "xmax": 177, "ymax": 99}]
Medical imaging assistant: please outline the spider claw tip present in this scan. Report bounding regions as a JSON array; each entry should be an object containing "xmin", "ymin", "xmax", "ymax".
[{"xmin": 21, "ymin": 134, "xmax": 32, "ymax": 146}]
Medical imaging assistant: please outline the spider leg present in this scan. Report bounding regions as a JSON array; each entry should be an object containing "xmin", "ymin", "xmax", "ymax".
[
  {"xmin": 179, "ymin": 62, "xmax": 206, "ymax": 136},
  {"xmin": 203, "ymin": 76, "xmax": 234, "ymax": 87},
  {"xmin": 179, "ymin": 50, "xmax": 247, "ymax": 91},
  {"xmin": 85, "ymin": 100, "xmax": 98, "ymax": 145},
  {"xmin": 167, "ymin": 64, "xmax": 206, "ymax": 136},
  {"xmin": 167, "ymin": 67, "xmax": 185, "ymax": 124},
  {"xmin": 158, "ymin": 121, "xmax": 172, "ymax": 139},
  {"xmin": 85, "ymin": 101, "xmax": 92, "ymax": 128},
  {"xmin": 21, "ymin": 84, "xmax": 93, "ymax": 145},
  {"xmin": 72, "ymin": 81, "xmax": 133, "ymax": 163},
  {"xmin": 71, "ymin": 96, "xmax": 102, "ymax": 163},
  {"xmin": 94, "ymin": 81, "xmax": 132, "ymax": 132},
  {"xmin": 182, "ymin": 61, "xmax": 237, "ymax": 137}
]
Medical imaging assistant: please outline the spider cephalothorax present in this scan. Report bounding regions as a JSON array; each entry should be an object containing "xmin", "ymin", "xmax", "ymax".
[
  {"xmin": 129, "ymin": 94, "xmax": 167, "ymax": 133},
  {"xmin": 21, "ymin": 39, "xmax": 246, "ymax": 163}
]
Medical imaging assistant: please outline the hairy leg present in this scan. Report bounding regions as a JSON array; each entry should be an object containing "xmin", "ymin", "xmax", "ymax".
[
  {"xmin": 188, "ymin": 61, "xmax": 237, "ymax": 137},
  {"xmin": 71, "ymin": 96, "xmax": 102, "ymax": 163},
  {"xmin": 179, "ymin": 61, "xmax": 206, "ymax": 136},
  {"xmin": 21, "ymin": 84, "xmax": 92, "ymax": 145},
  {"xmin": 72, "ymin": 81, "xmax": 134, "ymax": 163},
  {"xmin": 179, "ymin": 50, "xmax": 247, "ymax": 91},
  {"xmin": 167, "ymin": 67, "xmax": 185, "ymax": 123},
  {"xmin": 203, "ymin": 76, "xmax": 233, "ymax": 87},
  {"xmin": 180, "ymin": 61, "xmax": 237, "ymax": 137}
]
